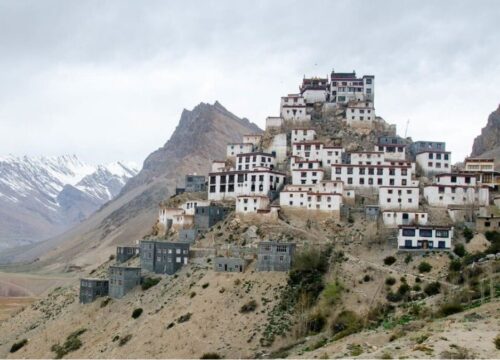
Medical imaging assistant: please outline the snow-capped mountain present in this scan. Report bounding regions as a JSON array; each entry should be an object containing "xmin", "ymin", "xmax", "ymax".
[{"xmin": 0, "ymin": 155, "xmax": 139, "ymax": 249}]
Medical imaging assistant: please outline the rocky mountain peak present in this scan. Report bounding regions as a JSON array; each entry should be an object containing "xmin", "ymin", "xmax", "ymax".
[{"xmin": 470, "ymin": 105, "xmax": 500, "ymax": 168}]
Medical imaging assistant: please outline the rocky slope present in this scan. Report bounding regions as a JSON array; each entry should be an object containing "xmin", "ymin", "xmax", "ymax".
[
  {"xmin": 0, "ymin": 156, "xmax": 137, "ymax": 249},
  {"xmin": 0, "ymin": 102, "xmax": 261, "ymax": 268},
  {"xmin": 471, "ymin": 104, "xmax": 500, "ymax": 169}
]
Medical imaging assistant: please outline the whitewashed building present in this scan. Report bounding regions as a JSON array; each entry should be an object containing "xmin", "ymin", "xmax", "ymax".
[
  {"xmin": 226, "ymin": 143, "xmax": 254, "ymax": 158},
  {"xmin": 236, "ymin": 195, "xmax": 270, "ymax": 214},
  {"xmin": 375, "ymin": 142, "xmax": 406, "ymax": 161},
  {"xmin": 330, "ymin": 71, "xmax": 374, "ymax": 104},
  {"xmin": 378, "ymin": 185, "xmax": 419, "ymax": 210},
  {"xmin": 331, "ymin": 163, "xmax": 413, "ymax": 188},
  {"xmin": 211, "ymin": 160, "xmax": 229, "ymax": 173},
  {"xmin": 291, "ymin": 128, "xmax": 316, "ymax": 143},
  {"xmin": 300, "ymin": 77, "xmax": 328, "ymax": 104},
  {"xmin": 280, "ymin": 94, "xmax": 310, "ymax": 121},
  {"xmin": 345, "ymin": 101, "xmax": 376, "ymax": 128},
  {"xmin": 464, "ymin": 158, "xmax": 495, "ymax": 172},
  {"xmin": 292, "ymin": 168, "xmax": 325, "ymax": 185},
  {"xmin": 158, "ymin": 207, "xmax": 184, "ymax": 230},
  {"xmin": 208, "ymin": 168, "xmax": 286, "ymax": 201},
  {"xmin": 423, "ymin": 184, "xmax": 489, "ymax": 207},
  {"xmin": 236, "ymin": 152, "xmax": 276, "ymax": 171},
  {"xmin": 180, "ymin": 200, "xmax": 210, "ymax": 215},
  {"xmin": 265, "ymin": 133, "xmax": 288, "ymax": 163},
  {"xmin": 382, "ymin": 210, "xmax": 428, "ymax": 227},
  {"xmin": 397, "ymin": 225, "xmax": 453, "ymax": 251},
  {"xmin": 280, "ymin": 184, "xmax": 342, "ymax": 215},
  {"xmin": 350, "ymin": 151, "xmax": 385, "ymax": 165},
  {"xmin": 322, "ymin": 146, "xmax": 344, "ymax": 166},
  {"xmin": 242, "ymin": 134, "xmax": 262, "ymax": 148},
  {"xmin": 292, "ymin": 141, "xmax": 324, "ymax": 161},
  {"xmin": 291, "ymin": 158, "xmax": 321, "ymax": 170},
  {"xmin": 416, "ymin": 151, "xmax": 451, "ymax": 176}
]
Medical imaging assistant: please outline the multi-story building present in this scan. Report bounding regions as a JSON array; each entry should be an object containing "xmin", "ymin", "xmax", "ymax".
[
  {"xmin": 236, "ymin": 195, "xmax": 270, "ymax": 214},
  {"xmin": 208, "ymin": 168, "xmax": 286, "ymax": 201},
  {"xmin": 291, "ymin": 128, "xmax": 316, "ymax": 143},
  {"xmin": 345, "ymin": 101, "xmax": 376, "ymax": 128},
  {"xmin": 408, "ymin": 141, "xmax": 446, "ymax": 159},
  {"xmin": 291, "ymin": 168, "xmax": 325, "ymax": 185},
  {"xmin": 279, "ymin": 181, "xmax": 343, "ymax": 215},
  {"xmin": 256, "ymin": 242, "xmax": 296, "ymax": 272},
  {"xmin": 300, "ymin": 78, "xmax": 328, "ymax": 104},
  {"xmin": 214, "ymin": 257, "xmax": 247, "ymax": 272},
  {"xmin": 236, "ymin": 152, "xmax": 276, "ymax": 171},
  {"xmin": 116, "ymin": 246, "xmax": 139, "ymax": 263},
  {"xmin": 226, "ymin": 143, "xmax": 254, "ymax": 158},
  {"xmin": 378, "ymin": 185, "xmax": 420, "ymax": 210},
  {"xmin": 375, "ymin": 137, "xmax": 407, "ymax": 161},
  {"xmin": 108, "ymin": 266, "xmax": 141, "ymax": 299},
  {"xmin": 330, "ymin": 70, "xmax": 374, "ymax": 104},
  {"xmin": 416, "ymin": 151, "xmax": 451, "ymax": 176},
  {"xmin": 280, "ymin": 94, "xmax": 310, "ymax": 121},
  {"xmin": 463, "ymin": 158, "xmax": 500, "ymax": 188},
  {"xmin": 140, "ymin": 240, "xmax": 190, "ymax": 275},
  {"xmin": 397, "ymin": 225, "xmax": 453, "ymax": 251},
  {"xmin": 194, "ymin": 205, "xmax": 231, "ymax": 230},
  {"xmin": 292, "ymin": 141, "xmax": 324, "ymax": 161},
  {"xmin": 266, "ymin": 116, "xmax": 283, "ymax": 129},
  {"xmin": 331, "ymin": 162, "xmax": 413, "ymax": 188},
  {"xmin": 185, "ymin": 175, "xmax": 206, "ymax": 193},
  {"xmin": 242, "ymin": 134, "xmax": 263, "ymax": 148},
  {"xmin": 79, "ymin": 278, "xmax": 109, "ymax": 304},
  {"xmin": 423, "ymin": 174, "xmax": 489, "ymax": 207}
]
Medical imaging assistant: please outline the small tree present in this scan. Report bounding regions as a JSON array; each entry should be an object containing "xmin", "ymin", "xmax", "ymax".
[
  {"xmin": 418, "ymin": 261, "xmax": 432, "ymax": 273},
  {"xmin": 453, "ymin": 244, "xmax": 466, "ymax": 257},
  {"xmin": 384, "ymin": 256, "xmax": 396, "ymax": 266}
]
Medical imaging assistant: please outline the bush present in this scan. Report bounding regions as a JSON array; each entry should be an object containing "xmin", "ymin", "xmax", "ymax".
[
  {"xmin": 404, "ymin": 254, "xmax": 412, "ymax": 264},
  {"xmin": 100, "ymin": 297, "xmax": 111, "ymax": 308},
  {"xmin": 449, "ymin": 259, "xmax": 462, "ymax": 272},
  {"xmin": 397, "ymin": 283, "xmax": 411, "ymax": 295},
  {"xmin": 418, "ymin": 261, "xmax": 432, "ymax": 273},
  {"xmin": 424, "ymin": 282, "xmax": 441, "ymax": 296},
  {"xmin": 307, "ymin": 312, "xmax": 326, "ymax": 334},
  {"xmin": 415, "ymin": 276, "xmax": 421, "ymax": 283},
  {"xmin": 178, "ymin": 313, "xmax": 192, "ymax": 323},
  {"xmin": 463, "ymin": 227, "xmax": 474, "ymax": 242},
  {"xmin": 109, "ymin": 254, "xmax": 115, "ymax": 261},
  {"xmin": 386, "ymin": 291, "xmax": 403, "ymax": 302},
  {"xmin": 119, "ymin": 334, "xmax": 132, "ymax": 346},
  {"xmin": 322, "ymin": 281, "xmax": 343, "ymax": 305},
  {"xmin": 200, "ymin": 353, "xmax": 221, "ymax": 359},
  {"xmin": 385, "ymin": 277, "xmax": 396, "ymax": 286},
  {"xmin": 240, "ymin": 300, "xmax": 257, "ymax": 313},
  {"xmin": 384, "ymin": 256, "xmax": 396, "ymax": 266},
  {"xmin": 202, "ymin": 282, "xmax": 209, "ymax": 289},
  {"xmin": 141, "ymin": 277, "xmax": 161, "ymax": 290},
  {"xmin": 453, "ymin": 244, "xmax": 466, "ymax": 257},
  {"xmin": 495, "ymin": 334, "xmax": 500, "ymax": 350},
  {"xmin": 132, "ymin": 308, "xmax": 143, "ymax": 319},
  {"xmin": 330, "ymin": 310, "xmax": 363, "ymax": 340},
  {"xmin": 363, "ymin": 274, "xmax": 371, "ymax": 282},
  {"xmin": 10, "ymin": 339, "xmax": 28, "ymax": 353},
  {"xmin": 438, "ymin": 303, "xmax": 464, "ymax": 317},
  {"xmin": 412, "ymin": 284, "xmax": 421, "ymax": 292},
  {"xmin": 484, "ymin": 231, "xmax": 500, "ymax": 254},
  {"xmin": 190, "ymin": 292, "xmax": 196, "ymax": 298},
  {"xmin": 51, "ymin": 329, "xmax": 86, "ymax": 359}
]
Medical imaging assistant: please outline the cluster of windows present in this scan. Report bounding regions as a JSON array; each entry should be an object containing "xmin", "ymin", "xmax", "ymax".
[{"xmin": 401, "ymin": 228, "xmax": 449, "ymax": 238}]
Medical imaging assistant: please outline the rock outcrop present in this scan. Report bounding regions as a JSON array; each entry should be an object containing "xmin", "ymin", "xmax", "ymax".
[{"xmin": 471, "ymin": 105, "xmax": 500, "ymax": 168}]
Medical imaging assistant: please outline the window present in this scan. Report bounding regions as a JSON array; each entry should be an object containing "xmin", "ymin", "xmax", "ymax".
[
  {"xmin": 419, "ymin": 229, "xmax": 433, "ymax": 237},
  {"xmin": 436, "ymin": 230, "xmax": 449, "ymax": 238},
  {"xmin": 402, "ymin": 228, "xmax": 416, "ymax": 236}
]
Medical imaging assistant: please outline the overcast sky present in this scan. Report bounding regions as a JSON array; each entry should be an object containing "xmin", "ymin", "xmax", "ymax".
[{"xmin": 0, "ymin": 0, "xmax": 499, "ymax": 166}]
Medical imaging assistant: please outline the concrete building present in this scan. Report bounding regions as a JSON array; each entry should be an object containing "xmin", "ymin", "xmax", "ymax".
[
  {"xmin": 280, "ymin": 182, "xmax": 343, "ymax": 215},
  {"xmin": 236, "ymin": 195, "xmax": 270, "ymax": 214},
  {"xmin": 365, "ymin": 205, "xmax": 380, "ymax": 221},
  {"xmin": 280, "ymin": 94, "xmax": 310, "ymax": 121},
  {"xmin": 266, "ymin": 116, "xmax": 283, "ymax": 130},
  {"xmin": 208, "ymin": 169, "xmax": 286, "ymax": 201},
  {"xmin": 214, "ymin": 257, "xmax": 247, "ymax": 272},
  {"xmin": 79, "ymin": 278, "xmax": 109, "ymax": 304},
  {"xmin": 178, "ymin": 228, "xmax": 199, "ymax": 243},
  {"xmin": 140, "ymin": 240, "xmax": 190, "ymax": 275},
  {"xmin": 180, "ymin": 200, "xmax": 211, "ymax": 215},
  {"xmin": 330, "ymin": 70, "xmax": 374, "ymax": 104},
  {"xmin": 108, "ymin": 266, "xmax": 141, "ymax": 299},
  {"xmin": 185, "ymin": 175, "xmax": 206, "ymax": 192},
  {"xmin": 464, "ymin": 158, "xmax": 495, "ymax": 172},
  {"xmin": 242, "ymin": 134, "xmax": 263, "ymax": 148},
  {"xmin": 236, "ymin": 152, "xmax": 276, "ymax": 171},
  {"xmin": 416, "ymin": 151, "xmax": 451, "ymax": 176},
  {"xmin": 256, "ymin": 242, "xmax": 296, "ymax": 272},
  {"xmin": 321, "ymin": 146, "xmax": 344, "ymax": 166},
  {"xmin": 300, "ymin": 77, "xmax": 328, "ymax": 104},
  {"xmin": 291, "ymin": 168, "xmax": 325, "ymax": 185},
  {"xmin": 378, "ymin": 185, "xmax": 419, "ymax": 210},
  {"xmin": 194, "ymin": 205, "xmax": 231, "ymax": 230},
  {"xmin": 226, "ymin": 143, "xmax": 254, "ymax": 158},
  {"xmin": 409, "ymin": 141, "xmax": 446, "ymax": 159},
  {"xmin": 375, "ymin": 137, "xmax": 407, "ymax": 161},
  {"xmin": 397, "ymin": 225, "xmax": 453, "ymax": 251},
  {"xmin": 331, "ymin": 163, "xmax": 413, "ymax": 188},
  {"xmin": 116, "ymin": 246, "xmax": 139, "ymax": 263},
  {"xmin": 292, "ymin": 141, "xmax": 324, "ymax": 161},
  {"xmin": 382, "ymin": 211, "xmax": 428, "ymax": 227}
]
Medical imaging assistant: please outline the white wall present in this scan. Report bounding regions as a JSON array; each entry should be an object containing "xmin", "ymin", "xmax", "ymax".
[
  {"xmin": 397, "ymin": 226, "xmax": 453, "ymax": 250},
  {"xmin": 226, "ymin": 143, "xmax": 254, "ymax": 158},
  {"xmin": 292, "ymin": 169, "xmax": 325, "ymax": 185},
  {"xmin": 423, "ymin": 185, "xmax": 489, "ymax": 207},
  {"xmin": 331, "ymin": 164, "xmax": 413, "ymax": 188},
  {"xmin": 416, "ymin": 151, "xmax": 451, "ymax": 176},
  {"xmin": 291, "ymin": 129, "xmax": 316, "ymax": 143},
  {"xmin": 378, "ymin": 186, "xmax": 419, "ymax": 210},
  {"xmin": 382, "ymin": 211, "xmax": 428, "ymax": 227},
  {"xmin": 236, "ymin": 196, "xmax": 269, "ymax": 213},
  {"xmin": 236, "ymin": 153, "xmax": 276, "ymax": 171}
]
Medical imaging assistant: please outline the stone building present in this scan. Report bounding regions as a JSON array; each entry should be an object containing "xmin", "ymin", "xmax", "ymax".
[
  {"xmin": 108, "ymin": 266, "xmax": 141, "ymax": 299},
  {"xmin": 194, "ymin": 205, "xmax": 231, "ymax": 230},
  {"xmin": 79, "ymin": 278, "xmax": 109, "ymax": 304},
  {"xmin": 116, "ymin": 246, "xmax": 139, "ymax": 263},
  {"xmin": 214, "ymin": 257, "xmax": 247, "ymax": 272},
  {"xmin": 256, "ymin": 242, "xmax": 296, "ymax": 272},
  {"xmin": 140, "ymin": 240, "xmax": 190, "ymax": 275},
  {"xmin": 178, "ymin": 228, "xmax": 199, "ymax": 243}
]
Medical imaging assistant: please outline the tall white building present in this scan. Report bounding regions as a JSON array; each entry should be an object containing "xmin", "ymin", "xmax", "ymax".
[{"xmin": 330, "ymin": 70, "xmax": 374, "ymax": 104}]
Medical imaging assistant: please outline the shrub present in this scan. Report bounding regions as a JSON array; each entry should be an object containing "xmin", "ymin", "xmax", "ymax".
[
  {"xmin": 200, "ymin": 353, "xmax": 221, "ymax": 359},
  {"xmin": 322, "ymin": 281, "xmax": 343, "ymax": 305},
  {"xmin": 190, "ymin": 292, "xmax": 196, "ymax": 298},
  {"xmin": 131, "ymin": 308, "xmax": 143, "ymax": 319},
  {"xmin": 449, "ymin": 259, "xmax": 462, "ymax": 272},
  {"xmin": 10, "ymin": 339, "xmax": 28, "ymax": 353},
  {"xmin": 404, "ymin": 254, "xmax": 412, "ymax": 264},
  {"xmin": 240, "ymin": 300, "xmax": 257, "ymax": 313},
  {"xmin": 386, "ymin": 291, "xmax": 403, "ymax": 302},
  {"xmin": 385, "ymin": 277, "xmax": 396, "ymax": 286},
  {"xmin": 177, "ymin": 313, "xmax": 192, "ymax": 323},
  {"xmin": 119, "ymin": 334, "xmax": 132, "ymax": 346},
  {"xmin": 418, "ymin": 261, "xmax": 432, "ymax": 273},
  {"xmin": 51, "ymin": 329, "xmax": 86, "ymax": 359},
  {"xmin": 109, "ymin": 254, "xmax": 115, "ymax": 261},
  {"xmin": 439, "ymin": 303, "xmax": 464, "ymax": 317},
  {"xmin": 453, "ymin": 244, "xmax": 466, "ymax": 257},
  {"xmin": 484, "ymin": 231, "xmax": 500, "ymax": 254},
  {"xmin": 202, "ymin": 282, "xmax": 209, "ymax": 289},
  {"xmin": 307, "ymin": 312, "xmax": 326, "ymax": 334},
  {"xmin": 463, "ymin": 227, "xmax": 473, "ymax": 242},
  {"xmin": 424, "ymin": 282, "xmax": 441, "ymax": 296},
  {"xmin": 397, "ymin": 283, "xmax": 411, "ymax": 295},
  {"xmin": 495, "ymin": 334, "xmax": 500, "ymax": 350},
  {"xmin": 363, "ymin": 274, "xmax": 371, "ymax": 282},
  {"xmin": 141, "ymin": 277, "xmax": 161, "ymax": 290},
  {"xmin": 100, "ymin": 297, "xmax": 111, "ymax": 308},
  {"xmin": 331, "ymin": 310, "xmax": 363, "ymax": 340},
  {"xmin": 412, "ymin": 284, "xmax": 421, "ymax": 292},
  {"xmin": 384, "ymin": 256, "xmax": 396, "ymax": 266},
  {"xmin": 415, "ymin": 276, "xmax": 421, "ymax": 283}
]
